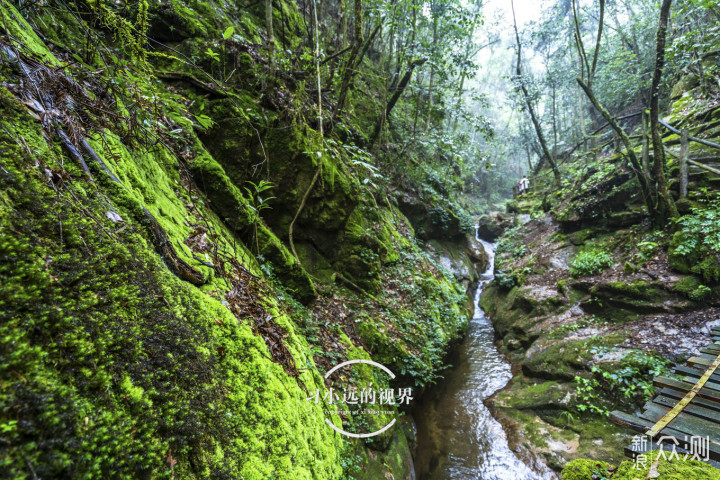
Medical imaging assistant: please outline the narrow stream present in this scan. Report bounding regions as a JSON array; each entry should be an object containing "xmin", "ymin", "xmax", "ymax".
[{"xmin": 413, "ymin": 237, "xmax": 550, "ymax": 480}]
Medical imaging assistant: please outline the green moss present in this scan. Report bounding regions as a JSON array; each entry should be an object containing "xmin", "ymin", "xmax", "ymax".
[
  {"xmin": 498, "ymin": 380, "xmax": 570, "ymax": 410},
  {"xmin": 671, "ymin": 275, "xmax": 703, "ymax": 297},
  {"xmin": 561, "ymin": 459, "xmax": 614, "ymax": 480},
  {"xmin": 522, "ymin": 335, "xmax": 623, "ymax": 381},
  {"xmin": 479, "ymin": 284, "xmax": 527, "ymax": 338},
  {"xmin": 0, "ymin": 0, "xmax": 59, "ymax": 65},
  {"xmin": 568, "ymin": 229, "xmax": 596, "ymax": 246},
  {"xmin": 0, "ymin": 99, "xmax": 347, "ymax": 479},
  {"xmin": 336, "ymin": 204, "xmax": 401, "ymax": 291},
  {"xmin": 612, "ymin": 450, "xmax": 720, "ymax": 480},
  {"xmin": 570, "ymin": 419, "xmax": 629, "ymax": 464},
  {"xmin": 597, "ymin": 280, "xmax": 669, "ymax": 303},
  {"xmin": 570, "ymin": 249, "xmax": 614, "ymax": 278},
  {"xmin": 189, "ymin": 149, "xmax": 316, "ymax": 302},
  {"xmin": 668, "ymin": 231, "xmax": 699, "ymax": 274},
  {"xmin": 668, "ymin": 202, "xmax": 720, "ymax": 283},
  {"xmin": 0, "ymin": 1, "xmax": 479, "ymax": 476},
  {"xmin": 87, "ymin": 133, "xmax": 208, "ymax": 269}
]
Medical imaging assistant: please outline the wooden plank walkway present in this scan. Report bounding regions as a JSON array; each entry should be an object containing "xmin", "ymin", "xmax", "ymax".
[{"xmin": 610, "ymin": 326, "xmax": 720, "ymax": 467}]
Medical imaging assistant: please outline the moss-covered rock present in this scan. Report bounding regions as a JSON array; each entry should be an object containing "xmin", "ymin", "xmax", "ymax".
[
  {"xmin": 396, "ymin": 190, "xmax": 472, "ymax": 241},
  {"xmin": 668, "ymin": 229, "xmax": 720, "ymax": 284},
  {"xmin": 477, "ymin": 211, "xmax": 513, "ymax": 241},
  {"xmin": 561, "ymin": 458, "xmax": 614, "ymax": 480},
  {"xmin": 0, "ymin": 1, "xmax": 485, "ymax": 478},
  {"xmin": 563, "ymin": 450, "xmax": 720, "ymax": 480},
  {"xmin": 0, "ymin": 100, "xmax": 343, "ymax": 478},
  {"xmin": 188, "ymin": 149, "xmax": 316, "ymax": 302},
  {"xmin": 611, "ymin": 450, "xmax": 720, "ymax": 479}
]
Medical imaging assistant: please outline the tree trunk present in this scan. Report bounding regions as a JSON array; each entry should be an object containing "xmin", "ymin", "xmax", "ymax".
[
  {"xmin": 425, "ymin": 1, "xmax": 438, "ymax": 131},
  {"xmin": 512, "ymin": 0, "xmax": 561, "ymax": 185},
  {"xmin": 552, "ymin": 83, "xmax": 558, "ymax": 158},
  {"xmin": 641, "ymin": 111, "xmax": 651, "ymax": 180},
  {"xmin": 679, "ymin": 128, "xmax": 689, "ymax": 198},
  {"xmin": 649, "ymin": 0, "xmax": 679, "ymax": 223},
  {"xmin": 371, "ymin": 58, "xmax": 427, "ymax": 146},
  {"xmin": 577, "ymin": 78, "xmax": 653, "ymax": 213},
  {"xmin": 265, "ymin": 0, "xmax": 274, "ymax": 67},
  {"xmin": 569, "ymin": 17, "xmax": 587, "ymax": 143},
  {"xmin": 341, "ymin": 0, "xmax": 348, "ymax": 46},
  {"xmin": 334, "ymin": 0, "xmax": 363, "ymax": 118}
]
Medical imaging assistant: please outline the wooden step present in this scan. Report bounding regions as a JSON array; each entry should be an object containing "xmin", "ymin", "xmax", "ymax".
[
  {"xmin": 687, "ymin": 356, "xmax": 720, "ymax": 369},
  {"xmin": 653, "ymin": 395, "xmax": 720, "ymax": 424},
  {"xmin": 611, "ymin": 410, "xmax": 720, "ymax": 460},
  {"xmin": 653, "ymin": 376, "xmax": 720, "ymax": 402},
  {"xmin": 674, "ymin": 365, "xmax": 720, "ymax": 384},
  {"xmin": 639, "ymin": 403, "xmax": 720, "ymax": 440},
  {"xmin": 658, "ymin": 387, "xmax": 720, "ymax": 414}
]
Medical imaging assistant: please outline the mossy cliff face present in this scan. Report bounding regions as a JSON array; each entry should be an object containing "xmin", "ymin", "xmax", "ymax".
[
  {"xmin": 0, "ymin": 1, "xmax": 476, "ymax": 479},
  {"xmin": 0, "ymin": 92, "xmax": 344, "ymax": 478}
]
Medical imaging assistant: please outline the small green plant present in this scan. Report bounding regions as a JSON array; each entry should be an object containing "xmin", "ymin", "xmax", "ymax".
[
  {"xmin": 633, "ymin": 240, "xmax": 659, "ymax": 264},
  {"xmin": 570, "ymin": 249, "xmax": 613, "ymax": 277},
  {"xmin": 205, "ymin": 47, "xmax": 219, "ymax": 63},
  {"xmin": 558, "ymin": 410, "xmax": 576, "ymax": 426},
  {"xmin": 591, "ymin": 465, "xmax": 613, "ymax": 480},
  {"xmin": 549, "ymin": 316, "xmax": 605, "ymax": 339},
  {"xmin": 690, "ymin": 284, "xmax": 712, "ymax": 301},
  {"xmin": 557, "ymin": 278, "xmax": 567, "ymax": 295},
  {"xmin": 221, "ymin": 26, "xmax": 234, "ymax": 79},
  {"xmin": 670, "ymin": 197, "xmax": 720, "ymax": 283},
  {"xmin": 574, "ymin": 351, "xmax": 670, "ymax": 416},
  {"xmin": 244, "ymin": 180, "xmax": 276, "ymax": 253},
  {"xmin": 494, "ymin": 270, "xmax": 517, "ymax": 289}
]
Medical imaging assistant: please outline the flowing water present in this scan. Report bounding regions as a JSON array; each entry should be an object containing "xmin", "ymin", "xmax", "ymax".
[{"xmin": 413, "ymin": 237, "xmax": 552, "ymax": 480}]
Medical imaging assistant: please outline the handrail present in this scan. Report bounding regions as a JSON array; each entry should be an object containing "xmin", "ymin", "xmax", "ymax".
[{"xmin": 660, "ymin": 118, "xmax": 720, "ymax": 150}]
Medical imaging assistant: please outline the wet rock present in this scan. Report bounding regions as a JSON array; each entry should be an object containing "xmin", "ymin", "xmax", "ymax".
[
  {"xmin": 517, "ymin": 214, "xmax": 532, "ymax": 225},
  {"xmin": 604, "ymin": 209, "xmax": 643, "ymax": 228},
  {"xmin": 429, "ymin": 235, "xmax": 489, "ymax": 293},
  {"xmin": 396, "ymin": 191, "xmax": 469, "ymax": 241},
  {"xmin": 506, "ymin": 337, "xmax": 523, "ymax": 351},
  {"xmin": 466, "ymin": 236, "xmax": 490, "ymax": 272},
  {"xmin": 670, "ymin": 73, "xmax": 700, "ymax": 99},
  {"xmin": 477, "ymin": 211, "xmax": 513, "ymax": 241}
]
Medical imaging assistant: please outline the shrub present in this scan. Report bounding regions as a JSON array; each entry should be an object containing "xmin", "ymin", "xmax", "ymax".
[
  {"xmin": 690, "ymin": 284, "xmax": 713, "ymax": 302},
  {"xmin": 574, "ymin": 351, "xmax": 671, "ymax": 415},
  {"xmin": 570, "ymin": 249, "xmax": 614, "ymax": 277},
  {"xmin": 494, "ymin": 270, "xmax": 517, "ymax": 289},
  {"xmin": 669, "ymin": 198, "xmax": 720, "ymax": 283}
]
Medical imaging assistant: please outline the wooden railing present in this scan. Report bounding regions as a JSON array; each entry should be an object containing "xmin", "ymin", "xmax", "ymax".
[{"xmin": 660, "ymin": 119, "xmax": 720, "ymax": 198}]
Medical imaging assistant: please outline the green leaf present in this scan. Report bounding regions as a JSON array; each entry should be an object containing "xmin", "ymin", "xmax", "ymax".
[
  {"xmin": 195, "ymin": 114, "xmax": 214, "ymax": 130},
  {"xmin": 223, "ymin": 26, "xmax": 234, "ymax": 40}
]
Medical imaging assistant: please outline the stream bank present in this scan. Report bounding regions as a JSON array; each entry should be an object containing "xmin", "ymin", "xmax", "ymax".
[
  {"xmin": 479, "ymin": 203, "xmax": 720, "ymax": 473},
  {"xmin": 413, "ymin": 236, "xmax": 555, "ymax": 479}
]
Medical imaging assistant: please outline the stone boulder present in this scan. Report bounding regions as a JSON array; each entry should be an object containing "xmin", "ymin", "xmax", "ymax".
[{"xmin": 477, "ymin": 212, "xmax": 513, "ymax": 241}]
